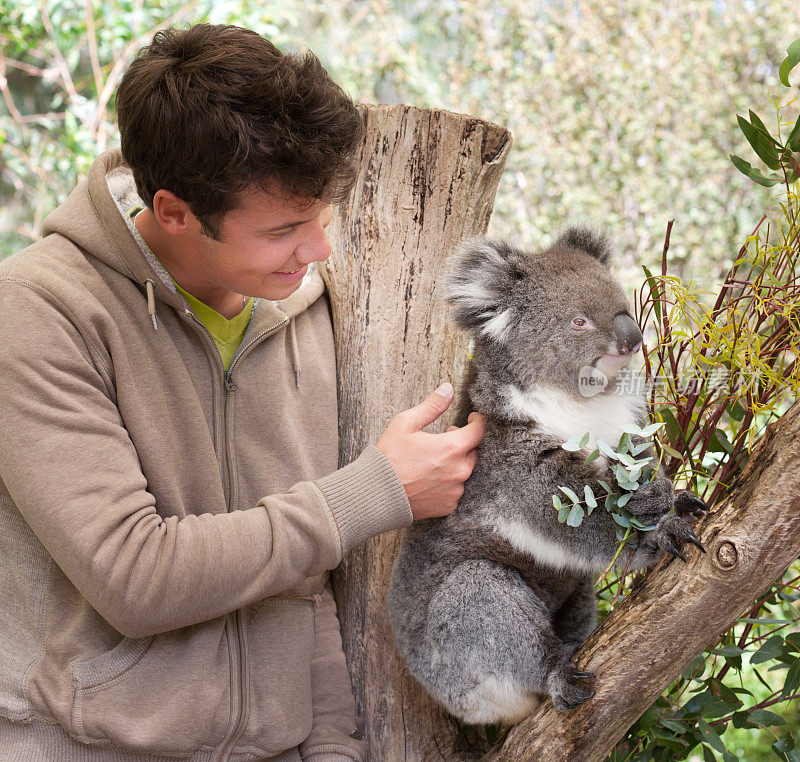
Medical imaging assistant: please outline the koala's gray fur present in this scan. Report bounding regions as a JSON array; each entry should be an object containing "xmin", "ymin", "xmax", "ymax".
[{"xmin": 387, "ymin": 225, "xmax": 705, "ymax": 724}]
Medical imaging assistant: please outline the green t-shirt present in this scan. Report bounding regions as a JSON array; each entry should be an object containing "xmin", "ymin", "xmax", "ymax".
[{"xmin": 127, "ymin": 206, "xmax": 254, "ymax": 371}]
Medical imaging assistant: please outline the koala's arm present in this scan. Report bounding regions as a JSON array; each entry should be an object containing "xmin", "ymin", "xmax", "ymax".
[
  {"xmin": 529, "ymin": 446, "xmax": 704, "ymax": 568},
  {"xmin": 552, "ymin": 577, "xmax": 597, "ymax": 656}
]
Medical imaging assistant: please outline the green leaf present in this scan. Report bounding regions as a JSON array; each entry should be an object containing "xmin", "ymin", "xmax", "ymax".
[
  {"xmin": 785, "ymin": 632, "xmax": 800, "ymax": 652},
  {"xmin": 739, "ymin": 110, "xmax": 783, "ymax": 165},
  {"xmin": 612, "ymin": 511, "xmax": 630, "ymax": 527},
  {"xmin": 779, "ymin": 39, "xmax": 800, "ymax": 87},
  {"xmin": 730, "ymin": 154, "xmax": 783, "ymax": 186},
  {"xmin": 584, "ymin": 448, "xmax": 600, "ymax": 464},
  {"xmin": 566, "ymin": 503, "xmax": 584, "ymax": 527},
  {"xmin": 772, "ymin": 732, "xmax": 800, "ymax": 762},
  {"xmin": 752, "ymin": 634, "xmax": 787, "ymax": 665},
  {"xmin": 782, "ymin": 659, "xmax": 800, "ymax": 697},
  {"xmin": 553, "ymin": 494, "xmax": 562, "ymax": 510},
  {"xmin": 558, "ymin": 502, "xmax": 571, "ymax": 523},
  {"xmin": 702, "ymin": 746, "xmax": 717, "ymax": 762},
  {"xmin": 660, "ymin": 717, "xmax": 688, "ymax": 733},
  {"xmin": 642, "ymin": 265, "xmax": 661, "ymax": 323},
  {"xmin": 629, "ymin": 516, "xmax": 657, "ymax": 531},
  {"xmin": 748, "ymin": 110, "xmax": 782, "ymax": 146},
  {"xmin": 697, "ymin": 719, "xmax": 725, "ymax": 753},
  {"xmin": 728, "ymin": 400, "xmax": 746, "ymax": 421},
  {"xmin": 711, "ymin": 645, "xmax": 746, "ymax": 658},
  {"xmin": 558, "ymin": 486, "xmax": 580, "ymax": 504},
  {"xmin": 562, "ymin": 438, "xmax": 582, "ymax": 452},
  {"xmin": 584, "ymin": 485, "xmax": 597, "ymax": 508},
  {"xmin": 579, "ymin": 432, "xmax": 590, "ymax": 448},
  {"xmin": 641, "ymin": 422, "xmax": 666, "ymax": 436},
  {"xmin": 747, "ymin": 708, "xmax": 788, "ymax": 727},
  {"xmin": 596, "ymin": 438, "xmax": 619, "ymax": 460},
  {"xmin": 786, "ymin": 114, "xmax": 800, "ymax": 152},
  {"xmin": 707, "ymin": 677, "xmax": 743, "ymax": 708},
  {"xmin": 598, "ymin": 479, "xmax": 611, "ymax": 493},
  {"xmin": 708, "ymin": 428, "xmax": 734, "ymax": 454},
  {"xmin": 616, "ymin": 493, "xmax": 632, "ymax": 507}
]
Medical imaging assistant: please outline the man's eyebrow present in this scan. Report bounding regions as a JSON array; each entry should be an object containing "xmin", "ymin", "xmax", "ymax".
[{"xmin": 259, "ymin": 216, "xmax": 316, "ymax": 233}]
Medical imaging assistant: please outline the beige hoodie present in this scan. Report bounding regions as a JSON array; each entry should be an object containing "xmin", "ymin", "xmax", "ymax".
[{"xmin": 0, "ymin": 150, "xmax": 412, "ymax": 760}]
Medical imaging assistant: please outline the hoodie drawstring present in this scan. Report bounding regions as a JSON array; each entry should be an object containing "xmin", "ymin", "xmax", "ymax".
[
  {"xmin": 145, "ymin": 279, "xmax": 158, "ymax": 331},
  {"xmin": 288, "ymin": 317, "xmax": 301, "ymax": 388}
]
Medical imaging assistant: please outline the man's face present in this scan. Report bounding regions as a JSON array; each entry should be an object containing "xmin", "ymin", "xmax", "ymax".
[{"xmin": 194, "ymin": 186, "xmax": 333, "ymax": 301}]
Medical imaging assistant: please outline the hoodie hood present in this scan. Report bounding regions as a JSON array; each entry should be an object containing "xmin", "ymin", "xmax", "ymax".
[{"xmin": 42, "ymin": 148, "xmax": 328, "ymax": 386}]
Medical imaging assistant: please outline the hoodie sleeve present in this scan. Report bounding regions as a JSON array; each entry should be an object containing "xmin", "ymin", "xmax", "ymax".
[
  {"xmin": 298, "ymin": 578, "xmax": 364, "ymax": 762},
  {"xmin": 0, "ymin": 280, "xmax": 412, "ymax": 638}
]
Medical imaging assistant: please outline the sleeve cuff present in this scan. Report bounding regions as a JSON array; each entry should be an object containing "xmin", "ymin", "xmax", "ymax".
[{"xmin": 314, "ymin": 445, "xmax": 412, "ymax": 554}]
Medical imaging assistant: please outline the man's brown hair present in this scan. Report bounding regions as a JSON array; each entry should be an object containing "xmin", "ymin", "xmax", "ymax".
[{"xmin": 116, "ymin": 24, "xmax": 364, "ymax": 239}]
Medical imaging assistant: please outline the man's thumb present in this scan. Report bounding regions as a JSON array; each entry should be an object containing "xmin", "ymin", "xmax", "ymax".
[{"xmin": 405, "ymin": 383, "xmax": 454, "ymax": 431}]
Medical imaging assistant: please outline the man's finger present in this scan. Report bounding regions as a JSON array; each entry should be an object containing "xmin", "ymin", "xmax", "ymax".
[
  {"xmin": 443, "ymin": 411, "xmax": 486, "ymax": 451},
  {"xmin": 398, "ymin": 383, "xmax": 454, "ymax": 432}
]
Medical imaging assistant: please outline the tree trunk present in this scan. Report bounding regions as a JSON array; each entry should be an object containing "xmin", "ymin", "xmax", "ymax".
[
  {"xmin": 489, "ymin": 401, "xmax": 800, "ymax": 761},
  {"xmin": 323, "ymin": 104, "xmax": 512, "ymax": 761}
]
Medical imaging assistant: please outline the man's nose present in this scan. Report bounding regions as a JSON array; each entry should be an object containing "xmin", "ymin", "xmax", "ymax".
[{"xmin": 297, "ymin": 223, "xmax": 332, "ymax": 264}]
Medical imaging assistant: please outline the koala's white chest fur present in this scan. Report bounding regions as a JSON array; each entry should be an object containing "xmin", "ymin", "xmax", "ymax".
[{"xmin": 504, "ymin": 382, "xmax": 646, "ymax": 461}]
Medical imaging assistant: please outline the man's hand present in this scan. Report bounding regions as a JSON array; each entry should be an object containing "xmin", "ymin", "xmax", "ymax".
[{"xmin": 376, "ymin": 383, "xmax": 486, "ymax": 520}]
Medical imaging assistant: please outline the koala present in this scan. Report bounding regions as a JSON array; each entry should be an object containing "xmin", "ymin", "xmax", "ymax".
[{"xmin": 387, "ymin": 225, "xmax": 707, "ymax": 725}]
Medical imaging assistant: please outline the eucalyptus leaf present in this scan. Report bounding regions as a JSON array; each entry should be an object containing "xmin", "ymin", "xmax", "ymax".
[
  {"xmin": 558, "ymin": 486, "xmax": 580, "ymax": 504},
  {"xmin": 566, "ymin": 503, "xmax": 584, "ymax": 528},
  {"xmin": 730, "ymin": 154, "xmax": 783, "ymax": 186},
  {"xmin": 737, "ymin": 113, "xmax": 781, "ymax": 169},
  {"xmin": 779, "ymin": 39, "xmax": 800, "ymax": 87}
]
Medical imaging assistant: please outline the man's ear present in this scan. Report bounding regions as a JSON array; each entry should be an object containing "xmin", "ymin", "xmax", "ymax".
[{"xmin": 152, "ymin": 189, "xmax": 195, "ymax": 236}]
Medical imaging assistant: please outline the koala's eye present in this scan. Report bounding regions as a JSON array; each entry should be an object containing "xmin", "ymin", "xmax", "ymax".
[{"xmin": 572, "ymin": 316, "xmax": 589, "ymax": 328}]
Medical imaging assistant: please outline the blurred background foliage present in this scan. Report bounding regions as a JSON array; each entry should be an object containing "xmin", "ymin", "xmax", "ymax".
[
  {"xmin": 1, "ymin": 0, "xmax": 799, "ymax": 292},
  {"xmin": 2, "ymin": 1, "xmax": 799, "ymax": 760}
]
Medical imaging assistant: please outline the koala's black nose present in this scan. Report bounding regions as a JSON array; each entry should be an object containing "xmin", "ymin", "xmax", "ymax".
[{"xmin": 612, "ymin": 313, "xmax": 643, "ymax": 354}]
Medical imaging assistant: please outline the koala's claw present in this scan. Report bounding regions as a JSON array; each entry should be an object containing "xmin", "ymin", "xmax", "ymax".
[
  {"xmin": 652, "ymin": 512, "xmax": 705, "ymax": 562},
  {"xmin": 549, "ymin": 660, "xmax": 595, "ymax": 711},
  {"xmin": 664, "ymin": 539, "xmax": 688, "ymax": 563},
  {"xmin": 674, "ymin": 491, "xmax": 709, "ymax": 520}
]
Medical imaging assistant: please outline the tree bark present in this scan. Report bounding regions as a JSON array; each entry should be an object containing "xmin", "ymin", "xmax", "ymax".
[
  {"xmin": 323, "ymin": 104, "xmax": 512, "ymax": 761},
  {"xmin": 489, "ymin": 400, "xmax": 800, "ymax": 761}
]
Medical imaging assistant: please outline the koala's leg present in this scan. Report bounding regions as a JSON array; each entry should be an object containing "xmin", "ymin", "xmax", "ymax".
[
  {"xmin": 552, "ymin": 576, "xmax": 597, "ymax": 658},
  {"xmin": 419, "ymin": 559, "xmax": 594, "ymax": 723}
]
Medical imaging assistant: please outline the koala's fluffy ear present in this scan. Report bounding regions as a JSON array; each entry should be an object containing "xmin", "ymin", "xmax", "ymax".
[
  {"xmin": 445, "ymin": 236, "xmax": 524, "ymax": 342},
  {"xmin": 552, "ymin": 224, "xmax": 615, "ymax": 266}
]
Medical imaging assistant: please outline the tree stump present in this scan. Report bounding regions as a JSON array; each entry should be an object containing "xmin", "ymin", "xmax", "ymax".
[{"xmin": 323, "ymin": 104, "xmax": 512, "ymax": 761}]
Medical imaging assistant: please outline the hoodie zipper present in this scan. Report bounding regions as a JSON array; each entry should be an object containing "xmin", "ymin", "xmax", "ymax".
[{"xmin": 179, "ymin": 304, "xmax": 288, "ymax": 760}]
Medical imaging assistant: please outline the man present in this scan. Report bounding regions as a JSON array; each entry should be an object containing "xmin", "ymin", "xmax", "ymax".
[{"xmin": 0, "ymin": 24, "xmax": 484, "ymax": 762}]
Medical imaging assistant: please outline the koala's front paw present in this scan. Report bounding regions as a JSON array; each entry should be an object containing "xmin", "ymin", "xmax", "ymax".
[
  {"xmin": 627, "ymin": 476, "xmax": 673, "ymax": 525},
  {"xmin": 674, "ymin": 491, "xmax": 709, "ymax": 521},
  {"xmin": 547, "ymin": 659, "xmax": 595, "ymax": 711},
  {"xmin": 651, "ymin": 512, "xmax": 705, "ymax": 562}
]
